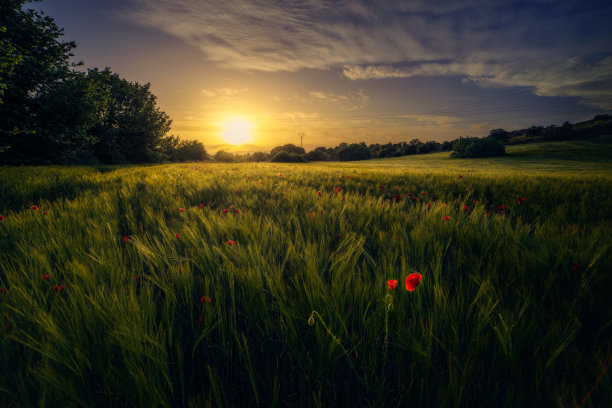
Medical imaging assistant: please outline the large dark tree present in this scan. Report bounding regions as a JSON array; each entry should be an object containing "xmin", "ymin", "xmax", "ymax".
[{"xmin": 0, "ymin": 0, "xmax": 76, "ymax": 161}]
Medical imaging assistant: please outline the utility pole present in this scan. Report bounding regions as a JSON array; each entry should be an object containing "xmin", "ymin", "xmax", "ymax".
[{"xmin": 298, "ymin": 132, "xmax": 305, "ymax": 149}]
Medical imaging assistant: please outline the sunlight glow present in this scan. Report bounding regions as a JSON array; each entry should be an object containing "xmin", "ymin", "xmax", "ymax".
[{"xmin": 220, "ymin": 117, "xmax": 254, "ymax": 145}]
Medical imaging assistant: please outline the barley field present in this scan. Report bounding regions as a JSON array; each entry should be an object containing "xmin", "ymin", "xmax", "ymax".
[{"xmin": 1, "ymin": 142, "xmax": 611, "ymax": 407}]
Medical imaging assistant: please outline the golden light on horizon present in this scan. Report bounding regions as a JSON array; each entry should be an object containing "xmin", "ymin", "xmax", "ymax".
[{"xmin": 220, "ymin": 117, "xmax": 254, "ymax": 145}]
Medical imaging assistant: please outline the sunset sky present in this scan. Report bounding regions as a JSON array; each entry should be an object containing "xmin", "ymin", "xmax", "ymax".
[{"xmin": 35, "ymin": 0, "xmax": 612, "ymax": 153}]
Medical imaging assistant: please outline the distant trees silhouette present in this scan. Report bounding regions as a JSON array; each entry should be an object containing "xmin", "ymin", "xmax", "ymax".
[{"xmin": 0, "ymin": 1, "xmax": 205, "ymax": 164}]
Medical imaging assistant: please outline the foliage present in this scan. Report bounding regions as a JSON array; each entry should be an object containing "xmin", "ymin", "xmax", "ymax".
[
  {"xmin": 0, "ymin": 147, "xmax": 610, "ymax": 406},
  {"xmin": 0, "ymin": 0, "xmax": 76, "ymax": 156},
  {"xmin": 269, "ymin": 150, "xmax": 307, "ymax": 162},
  {"xmin": 270, "ymin": 143, "xmax": 305, "ymax": 156},
  {"xmin": 451, "ymin": 137, "xmax": 506, "ymax": 158},
  {"xmin": 337, "ymin": 143, "xmax": 371, "ymax": 161},
  {"xmin": 214, "ymin": 150, "xmax": 235, "ymax": 162}
]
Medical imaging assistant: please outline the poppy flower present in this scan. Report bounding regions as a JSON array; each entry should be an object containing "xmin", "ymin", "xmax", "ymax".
[
  {"xmin": 393, "ymin": 194, "xmax": 401, "ymax": 202},
  {"xmin": 469, "ymin": 185, "xmax": 474, "ymax": 189},
  {"xmin": 405, "ymin": 273, "xmax": 422, "ymax": 291},
  {"xmin": 122, "ymin": 235, "xmax": 130, "ymax": 243},
  {"xmin": 175, "ymin": 233, "xmax": 180, "ymax": 238},
  {"xmin": 226, "ymin": 240, "xmax": 236, "ymax": 246},
  {"xmin": 0, "ymin": 288, "xmax": 7, "ymax": 294},
  {"xmin": 42, "ymin": 211, "xmax": 48, "ymax": 215},
  {"xmin": 134, "ymin": 274, "xmax": 140, "ymax": 280},
  {"xmin": 31, "ymin": 205, "xmax": 39, "ymax": 210},
  {"xmin": 473, "ymin": 201, "xmax": 478, "ymax": 204},
  {"xmin": 380, "ymin": 185, "xmax": 384, "ymax": 190},
  {"xmin": 234, "ymin": 209, "xmax": 240, "ymax": 214},
  {"xmin": 485, "ymin": 210, "xmax": 491, "ymax": 215},
  {"xmin": 572, "ymin": 261, "xmax": 579, "ymax": 270},
  {"xmin": 462, "ymin": 205, "xmax": 469, "ymax": 212},
  {"xmin": 0, "ymin": 215, "xmax": 4, "ymax": 221},
  {"xmin": 334, "ymin": 187, "xmax": 342, "ymax": 193},
  {"xmin": 317, "ymin": 191, "xmax": 322, "ymax": 196},
  {"xmin": 41, "ymin": 274, "xmax": 50, "ymax": 280},
  {"xmin": 387, "ymin": 279, "xmax": 398, "ymax": 290},
  {"xmin": 52, "ymin": 285, "xmax": 65, "ymax": 293},
  {"xmin": 458, "ymin": 175, "xmax": 463, "ymax": 179},
  {"xmin": 200, "ymin": 203, "xmax": 206, "ymax": 208},
  {"xmin": 196, "ymin": 316, "xmax": 206, "ymax": 325},
  {"xmin": 443, "ymin": 216, "xmax": 450, "ymax": 221},
  {"xmin": 518, "ymin": 197, "xmax": 526, "ymax": 205},
  {"xmin": 179, "ymin": 208, "xmax": 186, "ymax": 212},
  {"xmin": 223, "ymin": 209, "xmax": 229, "ymax": 213},
  {"xmin": 200, "ymin": 296, "xmax": 212, "ymax": 304},
  {"xmin": 421, "ymin": 191, "xmax": 426, "ymax": 196},
  {"xmin": 427, "ymin": 203, "xmax": 432, "ymax": 209}
]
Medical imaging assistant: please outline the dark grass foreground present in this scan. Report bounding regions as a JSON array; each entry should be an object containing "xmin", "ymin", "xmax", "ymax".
[{"xmin": 0, "ymin": 155, "xmax": 611, "ymax": 406}]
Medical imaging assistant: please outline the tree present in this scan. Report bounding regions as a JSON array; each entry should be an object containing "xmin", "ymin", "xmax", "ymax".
[
  {"xmin": 270, "ymin": 151, "xmax": 306, "ymax": 162},
  {"xmin": 214, "ymin": 150, "xmax": 234, "ymax": 162},
  {"xmin": 450, "ymin": 137, "xmax": 505, "ymax": 158},
  {"xmin": 0, "ymin": 0, "xmax": 76, "ymax": 161},
  {"xmin": 488, "ymin": 128, "xmax": 509, "ymax": 142},
  {"xmin": 270, "ymin": 144, "xmax": 305, "ymax": 156},
  {"xmin": 337, "ymin": 143, "xmax": 371, "ymax": 161}
]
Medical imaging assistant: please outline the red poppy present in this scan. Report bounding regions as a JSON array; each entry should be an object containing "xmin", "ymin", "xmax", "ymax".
[
  {"xmin": 0, "ymin": 288, "xmax": 7, "ymax": 294},
  {"xmin": 473, "ymin": 201, "xmax": 478, "ymax": 204},
  {"xmin": 31, "ymin": 205, "xmax": 39, "ymax": 210},
  {"xmin": 52, "ymin": 285, "xmax": 65, "ymax": 293},
  {"xmin": 234, "ymin": 209, "xmax": 240, "ymax": 214},
  {"xmin": 572, "ymin": 261, "xmax": 579, "ymax": 270},
  {"xmin": 134, "ymin": 274, "xmax": 140, "ymax": 280},
  {"xmin": 380, "ymin": 185, "xmax": 384, "ymax": 190},
  {"xmin": 334, "ymin": 187, "xmax": 342, "ymax": 193},
  {"xmin": 462, "ymin": 205, "xmax": 469, "ymax": 211},
  {"xmin": 42, "ymin": 211, "xmax": 48, "ymax": 215},
  {"xmin": 387, "ymin": 279, "xmax": 398, "ymax": 290},
  {"xmin": 223, "ymin": 209, "xmax": 229, "ymax": 213},
  {"xmin": 443, "ymin": 216, "xmax": 450, "ymax": 220},
  {"xmin": 421, "ymin": 191, "xmax": 426, "ymax": 196},
  {"xmin": 393, "ymin": 194, "xmax": 401, "ymax": 202},
  {"xmin": 405, "ymin": 273, "xmax": 422, "ymax": 291},
  {"xmin": 41, "ymin": 274, "xmax": 50, "ymax": 280},
  {"xmin": 200, "ymin": 203, "xmax": 206, "ymax": 208},
  {"xmin": 175, "ymin": 233, "xmax": 180, "ymax": 238},
  {"xmin": 458, "ymin": 175, "xmax": 463, "ymax": 179},
  {"xmin": 317, "ymin": 191, "xmax": 322, "ymax": 196},
  {"xmin": 485, "ymin": 210, "xmax": 491, "ymax": 215},
  {"xmin": 469, "ymin": 185, "xmax": 474, "ymax": 189},
  {"xmin": 122, "ymin": 235, "xmax": 130, "ymax": 243},
  {"xmin": 179, "ymin": 208, "xmax": 186, "ymax": 212},
  {"xmin": 226, "ymin": 240, "xmax": 236, "ymax": 246},
  {"xmin": 518, "ymin": 197, "xmax": 526, "ymax": 205},
  {"xmin": 427, "ymin": 203, "xmax": 432, "ymax": 209},
  {"xmin": 0, "ymin": 215, "xmax": 4, "ymax": 221},
  {"xmin": 200, "ymin": 296, "xmax": 212, "ymax": 304},
  {"xmin": 196, "ymin": 316, "xmax": 206, "ymax": 325}
]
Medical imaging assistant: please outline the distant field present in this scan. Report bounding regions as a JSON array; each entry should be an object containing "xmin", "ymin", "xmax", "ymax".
[{"xmin": 0, "ymin": 141, "xmax": 611, "ymax": 406}]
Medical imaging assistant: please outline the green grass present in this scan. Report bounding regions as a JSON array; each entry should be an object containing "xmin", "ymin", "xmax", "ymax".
[{"xmin": 0, "ymin": 141, "xmax": 611, "ymax": 407}]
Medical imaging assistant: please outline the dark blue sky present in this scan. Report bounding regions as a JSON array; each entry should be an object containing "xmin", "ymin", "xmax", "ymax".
[{"xmin": 34, "ymin": 0, "xmax": 612, "ymax": 151}]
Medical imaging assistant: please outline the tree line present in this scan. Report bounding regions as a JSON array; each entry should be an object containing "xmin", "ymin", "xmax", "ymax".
[
  {"xmin": 0, "ymin": 0, "xmax": 206, "ymax": 165},
  {"xmin": 213, "ymin": 113, "xmax": 611, "ymax": 162}
]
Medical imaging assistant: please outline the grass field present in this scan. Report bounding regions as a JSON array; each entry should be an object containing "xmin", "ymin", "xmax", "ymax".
[{"xmin": 0, "ymin": 141, "xmax": 611, "ymax": 407}]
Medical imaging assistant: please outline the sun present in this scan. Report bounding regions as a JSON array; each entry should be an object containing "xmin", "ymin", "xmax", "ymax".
[{"xmin": 220, "ymin": 117, "xmax": 254, "ymax": 145}]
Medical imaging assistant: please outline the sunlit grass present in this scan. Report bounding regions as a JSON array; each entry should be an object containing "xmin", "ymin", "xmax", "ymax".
[{"xmin": 0, "ymin": 144, "xmax": 611, "ymax": 406}]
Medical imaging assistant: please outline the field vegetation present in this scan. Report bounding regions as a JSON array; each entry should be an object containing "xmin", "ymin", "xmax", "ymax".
[{"xmin": 0, "ymin": 142, "xmax": 611, "ymax": 406}]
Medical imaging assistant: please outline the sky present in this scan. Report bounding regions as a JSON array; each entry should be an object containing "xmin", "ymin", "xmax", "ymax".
[{"xmin": 34, "ymin": 0, "xmax": 612, "ymax": 153}]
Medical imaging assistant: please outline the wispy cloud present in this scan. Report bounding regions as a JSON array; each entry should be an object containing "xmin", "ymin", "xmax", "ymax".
[{"xmin": 123, "ymin": 0, "xmax": 612, "ymax": 108}]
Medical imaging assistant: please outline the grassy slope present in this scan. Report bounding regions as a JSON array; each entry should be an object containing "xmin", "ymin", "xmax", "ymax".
[{"xmin": 0, "ymin": 140, "xmax": 610, "ymax": 407}]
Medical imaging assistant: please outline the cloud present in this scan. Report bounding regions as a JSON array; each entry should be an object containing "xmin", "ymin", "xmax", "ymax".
[
  {"xmin": 123, "ymin": 0, "xmax": 612, "ymax": 107},
  {"xmin": 344, "ymin": 56, "xmax": 612, "ymax": 109}
]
